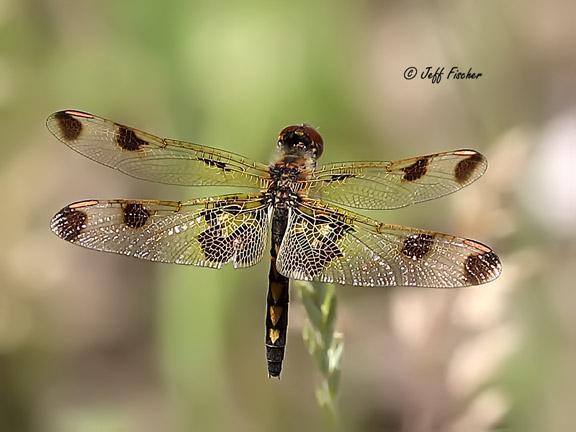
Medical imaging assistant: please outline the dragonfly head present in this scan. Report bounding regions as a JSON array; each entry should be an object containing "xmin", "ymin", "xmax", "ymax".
[{"xmin": 277, "ymin": 124, "xmax": 323, "ymax": 159}]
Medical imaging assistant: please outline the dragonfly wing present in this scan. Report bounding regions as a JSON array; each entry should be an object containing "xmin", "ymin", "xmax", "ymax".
[
  {"xmin": 47, "ymin": 110, "xmax": 270, "ymax": 188},
  {"xmin": 307, "ymin": 150, "xmax": 487, "ymax": 209},
  {"xmin": 50, "ymin": 194, "xmax": 271, "ymax": 268},
  {"xmin": 276, "ymin": 199, "xmax": 501, "ymax": 287}
]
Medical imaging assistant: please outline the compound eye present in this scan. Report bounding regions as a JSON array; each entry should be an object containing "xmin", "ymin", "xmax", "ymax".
[
  {"xmin": 278, "ymin": 124, "xmax": 323, "ymax": 158},
  {"xmin": 278, "ymin": 125, "xmax": 301, "ymax": 145},
  {"xmin": 300, "ymin": 124, "xmax": 323, "ymax": 158}
]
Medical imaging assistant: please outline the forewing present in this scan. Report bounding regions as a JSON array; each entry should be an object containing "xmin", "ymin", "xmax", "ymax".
[
  {"xmin": 307, "ymin": 150, "xmax": 487, "ymax": 209},
  {"xmin": 47, "ymin": 110, "xmax": 270, "ymax": 188},
  {"xmin": 50, "ymin": 194, "xmax": 270, "ymax": 268},
  {"xmin": 276, "ymin": 199, "xmax": 501, "ymax": 287}
]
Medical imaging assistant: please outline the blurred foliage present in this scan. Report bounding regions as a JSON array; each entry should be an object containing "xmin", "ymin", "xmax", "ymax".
[
  {"xmin": 298, "ymin": 281, "xmax": 343, "ymax": 426},
  {"xmin": 1, "ymin": 0, "xmax": 575, "ymax": 431}
]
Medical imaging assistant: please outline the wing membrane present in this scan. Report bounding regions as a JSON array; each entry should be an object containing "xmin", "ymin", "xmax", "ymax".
[
  {"xmin": 47, "ymin": 110, "xmax": 270, "ymax": 188},
  {"xmin": 276, "ymin": 199, "xmax": 501, "ymax": 287},
  {"xmin": 50, "ymin": 194, "xmax": 271, "ymax": 268},
  {"xmin": 306, "ymin": 150, "xmax": 487, "ymax": 209}
]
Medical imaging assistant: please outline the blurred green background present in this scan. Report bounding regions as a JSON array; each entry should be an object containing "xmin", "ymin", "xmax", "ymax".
[{"xmin": 1, "ymin": 0, "xmax": 575, "ymax": 431}]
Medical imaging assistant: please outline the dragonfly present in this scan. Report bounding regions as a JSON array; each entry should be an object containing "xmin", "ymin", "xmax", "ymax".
[{"xmin": 48, "ymin": 110, "xmax": 502, "ymax": 378}]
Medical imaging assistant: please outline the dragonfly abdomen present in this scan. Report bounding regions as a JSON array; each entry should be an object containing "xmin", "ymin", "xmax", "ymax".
[{"xmin": 266, "ymin": 207, "xmax": 290, "ymax": 378}]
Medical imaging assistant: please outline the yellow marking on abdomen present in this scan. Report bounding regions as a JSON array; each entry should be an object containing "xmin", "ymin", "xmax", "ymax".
[
  {"xmin": 269, "ymin": 329, "xmax": 281, "ymax": 344},
  {"xmin": 269, "ymin": 306, "xmax": 283, "ymax": 326}
]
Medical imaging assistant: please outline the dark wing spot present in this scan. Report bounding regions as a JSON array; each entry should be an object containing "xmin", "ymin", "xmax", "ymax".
[
  {"xmin": 55, "ymin": 112, "xmax": 83, "ymax": 141},
  {"xmin": 328, "ymin": 174, "xmax": 355, "ymax": 182},
  {"xmin": 198, "ymin": 229, "xmax": 232, "ymax": 263},
  {"xmin": 464, "ymin": 251, "xmax": 501, "ymax": 285},
  {"xmin": 198, "ymin": 157, "xmax": 231, "ymax": 171},
  {"xmin": 197, "ymin": 225, "xmax": 235, "ymax": 263},
  {"xmin": 116, "ymin": 126, "xmax": 148, "ymax": 151},
  {"xmin": 454, "ymin": 153, "xmax": 484, "ymax": 184},
  {"xmin": 52, "ymin": 207, "xmax": 87, "ymax": 242},
  {"xmin": 328, "ymin": 219, "xmax": 355, "ymax": 239},
  {"xmin": 292, "ymin": 217, "xmax": 354, "ymax": 277},
  {"xmin": 401, "ymin": 233, "xmax": 434, "ymax": 260},
  {"xmin": 200, "ymin": 208, "xmax": 220, "ymax": 225},
  {"xmin": 402, "ymin": 157, "xmax": 429, "ymax": 181},
  {"xmin": 123, "ymin": 203, "xmax": 150, "ymax": 228}
]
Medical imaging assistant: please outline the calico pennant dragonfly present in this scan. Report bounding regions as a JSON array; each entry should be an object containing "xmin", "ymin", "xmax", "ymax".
[{"xmin": 48, "ymin": 110, "xmax": 502, "ymax": 378}]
